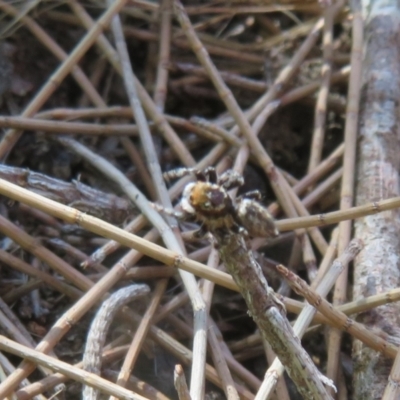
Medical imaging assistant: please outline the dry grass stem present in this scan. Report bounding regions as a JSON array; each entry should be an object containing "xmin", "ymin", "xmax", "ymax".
[
  {"xmin": 111, "ymin": 280, "xmax": 168, "ymax": 396},
  {"xmin": 0, "ymin": 116, "xmax": 142, "ymax": 135},
  {"xmin": 172, "ymin": 3, "xmax": 332, "ymax": 286},
  {"xmin": 276, "ymin": 265, "xmax": 398, "ymax": 359},
  {"xmin": 0, "ymin": 214, "xmax": 93, "ymax": 291},
  {"xmin": 383, "ymin": 349, "xmax": 400, "ymax": 399},
  {"xmin": 174, "ymin": 0, "xmax": 321, "ymax": 221},
  {"xmin": 1, "ymin": 3, "xmax": 399, "ymax": 398},
  {"xmin": 1, "ymin": 177, "xmax": 400, "ymax": 298},
  {"xmin": 77, "ymin": 5, "xmax": 209, "ymax": 394},
  {"xmin": 0, "ymin": 0, "xmax": 128, "ymax": 160},
  {"xmin": 0, "ymin": 0, "xmax": 105, "ymax": 107},
  {"xmin": 216, "ymin": 232, "xmax": 334, "ymax": 398},
  {"xmin": 276, "ymin": 196, "xmax": 400, "ymax": 231},
  {"xmin": 0, "ymin": 249, "xmax": 82, "ymax": 300},
  {"xmin": 257, "ymin": 234, "xmax": 356, "ymax": 398},
  {"xmin": 2, "ymin": 175, "xmax": 398, "ymax": 396},
  {"xmin": 327, "ymin": 0, "xmax": 364, "ymax": 389},
  {"xmin": 308, "ymin": 2, "xmax": 338, "ymax": 172},
  {"xmin": 174, "ymin": 365, "xmax": 191, "ymax": 400},
  {"xmin": 70, "ymin": 0, "xmax": 196, "ymax": 167},
  {"xmin": 201, "ymin": 249, "xmax": 242, "ymax": 400},
  {"xmin": 0, "ymin": 336, "xmax": 148, "ymax": 400},
  {"xmin": 153, "ymin": 0, "xmax": 172, "ymax": 111}
]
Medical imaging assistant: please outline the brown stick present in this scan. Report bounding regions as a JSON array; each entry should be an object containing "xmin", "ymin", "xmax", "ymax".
[{"xmin": 276, "ymin": 264, "xmax": 398, "ymax": 359}]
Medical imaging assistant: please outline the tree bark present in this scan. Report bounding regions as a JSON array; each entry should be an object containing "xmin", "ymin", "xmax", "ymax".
[{"xmin": 353, "ymin": 1, "xmax": 400, "ymax": 398}]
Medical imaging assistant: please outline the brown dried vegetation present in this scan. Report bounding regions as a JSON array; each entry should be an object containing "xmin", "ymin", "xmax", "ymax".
[{"xmin": 0, "ymin": 0, "xmax": 399, "ymax": 399}]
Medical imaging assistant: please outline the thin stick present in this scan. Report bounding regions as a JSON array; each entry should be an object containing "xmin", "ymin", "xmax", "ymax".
[
  {"xmin": 383, "ymin": 350, "xmax": 400, "ymax": 399},
  {"xmin": 0, "ymin": 0, "xmax": 128, "ymax": 160},
  {"xmin": 82, "ymin": 215, "xmax": 148, "ymax": 268},
  {"xmin": 153, "ymin": 0, "xmax": 172, "ymax": 110},
  {"xmin": 173, "ymin": 62, "xmax": 268, "ymax": 92},
  {"xmin": 0, "ymin": 116, "xmax": 141, "ymax": 135},
  {"xmin": 0, "ymin": 214, "xmax": 93, "ymax": 291},
  {"xmin": 287, "ymin": 185, "xmax": 329, "ymax": 255},
  {"xmin": 174, "ymin": 365, "xmax": 192, "ymax": 400},
  {"xmin": 276, "ymin": 264, "xmax": 399, "ymax": 359},
  {"xmin": 173, "ymin": 0, "xmax": 317, "ymax": 220},
  {"xmin": 327, "ymin": 0, "xmax": 363, "ymax": 389},
  {"xmin": 308, "ymin": 2, "xmax": 337, "ymax": 172},
  {"xmin": 311, "ymin": 228, "xmax": 340, "ymax": 289},
  {"xmin": 229, "ymin": 280, "xmax": 400, "ymax": 351},
  {"xmin": 182, "ymin": 4, "xmax": 320, "ymax": 15},
  {"xmin": 276, "ymin": 196, "xmax": 400, "ymax": 231},
  {"xmin": 255, "ymin": 231, "xmax": 348, "ymax": 399},
  {"xmin": 202, "ymin": 249, "xmax": 241, "ymax": 400},
  {"xmin": 0, "ymin": 0, "xmax": 105, "ymax": 108},
  {"xmin": 190, "ymin": 116, "xmax": 243, "ymax": 147},
  {"xmin": 262, "ymin": 340, "xmax": 291, "ymax": 400},
  {"xmin": 0, "ymin": 299, "xmax": 47, "ymax": 359},
  {"xmin": 110, "ymin": 280, "xmax": 168, "ymax": 398},
  {"xmin": 173, "ymin": 4, "xmax": 330, "ymax": 279},
  {"xmin": 102, "ymin": 5, "xmax": 209, "ymax": 396},
  {"xmin": 0, "ymin": 211, "xmax": 231, "ymax": 399},
  {"xmin": 302, "ymin": 168, "xmax": 343, "ymax": 209},
  {"xmin": 215, "ymin": 231, "xmax": 333, "ymax": 398},
  {"xmin": 2, "ymin": 177, "xmax": 400, "ymax": 294},
  {"xmin": 124, "ymin": 26, "xmax": 265, "ymax": 64},
  {"xmin": 268, "ymin": 143, "xmax": 344, "ymax": 216},
  {"xmin": 120, "ymin": 138, "xmax": 158, "ymax": 200},
  {"xmin": 16, "ymin": 341, "xmax": 164, "ymax": 400},
  {"xmin": 0, "ymin": 336, "xmax": 148, "ymax": 400},
  {"xmin": 107, "ymin": 5, "xmax": 172, "ymax": 209},
  {"xmin": 0, "ymin": 249, "xmax": 82, "ymax": 300},
  {"xmin": 0, "ymin": 351, "xmax": 47, "ymax": 400},
  {"xmin": 69, "ymin": 0, "xmax": 195, "ymax": 167},
  {"xmin": 1, "ymin": 281, "xmax": 43, "ymax": 305}
]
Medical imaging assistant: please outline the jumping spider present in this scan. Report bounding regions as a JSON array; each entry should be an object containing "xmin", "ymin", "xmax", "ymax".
[{"xmin": 156, "ymin": 167, "xmax": 279, "ymax": 240}]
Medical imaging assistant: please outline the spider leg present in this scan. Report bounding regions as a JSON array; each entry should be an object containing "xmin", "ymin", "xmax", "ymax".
[
  {"xmin": 195, "ymin": 166, "xmax": 217, "ymax": 183},
  {"xmin": 230, "ymin": 214, "xmax": 248, "ymax": 237},
  {"xmin": 163, "ymin": 167, "xmax": 197, "ymax": 182},
  {"xmin": 219, "ymin": 170, "xmax": 244, "ymax": 190},
  {"xmin": 151, "ymin": 203, "xmax": 189, "ymax": 220},
  {"xmin": 231, "ymin": 222, "xmax": 248, "ymax": 236},
  {"xmin": 192, "ymin": 224, "xmax": 209, "ymax": 239},
  {"xmin": 237, "ymin": 190, "xmax": 262, "ymax": 201},
  {"xmin": 204, "ymin": 166, "xmax": 218, "ymax": 183}
]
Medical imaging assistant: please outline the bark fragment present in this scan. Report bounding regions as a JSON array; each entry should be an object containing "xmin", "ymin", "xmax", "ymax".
[{"xmin": 353, "ymin": 2, "xmax": 400, "ymax": 398}]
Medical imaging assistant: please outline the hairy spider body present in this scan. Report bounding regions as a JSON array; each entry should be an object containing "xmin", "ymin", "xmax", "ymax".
[
  {"xmin": 181, "ymin": 180, "xmax": 244, "ymax": 235},
  {"xmin": 159, "ymin": 167, "xmax": 279, "ymax": 240}
]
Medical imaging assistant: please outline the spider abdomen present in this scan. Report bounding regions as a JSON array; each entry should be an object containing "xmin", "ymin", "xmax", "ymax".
[{"xmin": 237, "ymin": 199, "xmax": 279, "ymax": 238}]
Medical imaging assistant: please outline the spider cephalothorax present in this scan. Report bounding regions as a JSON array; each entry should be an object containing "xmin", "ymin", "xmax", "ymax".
[{"xmin": 159, "ymin": 167, "xmax": 279, "ymax": 240}]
